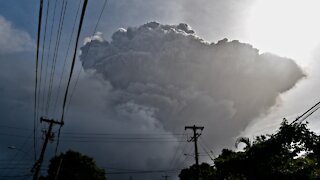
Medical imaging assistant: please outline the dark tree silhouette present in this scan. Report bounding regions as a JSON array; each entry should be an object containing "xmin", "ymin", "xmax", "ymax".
[
  {"xmin": 235, "ymin": 137, "xmax": 251, "ymax": 149},
  {"xmin": 179, "ymin": 163, "xmax": 218, "ymax": 180},
  {"xmin": 40, "ymin": 150, "xmax": 106, "ymax": 180},
  {"xmin": 180, "ymin": 119, "xmax": 320, "ymax": 179}
]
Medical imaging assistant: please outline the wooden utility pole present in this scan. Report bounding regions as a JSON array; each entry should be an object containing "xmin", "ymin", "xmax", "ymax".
[
  {"xmin": 32, "ymin": 117, "xmax": 63, "ymax": 180},
  {"xmin": 162, "ymin": 175, "xmax": 170, "ymax": 180},
  {"xmin": 185, "ymin": 125, "xmax": 204, "ymax": 180}
]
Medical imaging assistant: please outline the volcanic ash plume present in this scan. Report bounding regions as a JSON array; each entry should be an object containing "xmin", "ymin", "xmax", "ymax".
[{"xmin": 80, "ymin": 21, "xmax": 304, "ymax": 150}]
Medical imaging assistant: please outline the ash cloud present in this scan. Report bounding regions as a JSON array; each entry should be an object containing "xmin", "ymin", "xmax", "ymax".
[
  {"xmin": 78, "ymin": 22, "xmax": 304, "ymax": 177},
  {"xmin": 0, "ymin": 16, "xmax": 34, "ymax": 54}
]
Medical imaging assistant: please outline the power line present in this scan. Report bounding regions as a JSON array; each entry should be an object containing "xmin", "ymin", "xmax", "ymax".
[
  {"xmin": 60, "ymin": 136, "xmax": 186, "ymax": 140},
  {"xmin": 180, "ymin": 157, "xmax": 192, "ymax": 168},
  {"xmin": 0, "ymin": 134, "xmax": 186, "ymax": 141},
  {"xmin": 0, "ymin": 125, "xmax": 32, "ymax": 131},
  {"xmin": 105, "ymin": 169, "xmax": 181, "ymax": 175},
  {"xmin": 60, "ymin": 0, "xmax": 88, "ymax": 123},
  {"xmin": 1, "ymin": 136, "xmax": 184, "ymax": 144},
  {"xmin": 0, "ymin": 125, "xmax": 189, "ymax": 136},
  {"xmin": 0, "ymin": 132, "xmax": 35, "ymax": 138},
  {"xmin": 198, "ymin": 142, "xmax": 214, "ymax": 162},
  {"xmin": 199, "ymin": 136, "xmax": 216, "ymax": 159},
  {"xmin": 61, "ymin": 131, "xmax": 188, "ymax": 136},
  {"xmin": 65, "ymin": 0, "xmax": 108, "ymax": 115},
  {"xmin": 169, "ymin": 139, "xmax": 188, "ymax": 169},
  {"xmin": 34, "ymin": 0, "xmax": 44, "ymax": 164},
  {"xmin": 179, "ymin": 144, "xmax": 195, "ymax": 168},
  {"xmin": 0, "ymin": 175, "xmax": 32, "ymax": 178},
  {"xmin": 0, "ymin": 133, "xmax": 185, "ymax": 143},
  {"xmin": 46, "ymin": 0, "xmax": 68, "ymax": 116},
  {"xmin": 56, "ymin": 0, "xmax": 106, "ymax": 154},
  {"xmin": 167, "ymin": 99, "xmax": 205, "ymax": 171},
  {"xmin": 52, "ymin": 0, "xmax": 83, "ymax": 117},
  {"xmin": 40, "ymin": 1, "xmax": 69, "ymax": 159},
  {"xmin": 35, "ymin": 3, "xmax": 54, "ymax": 167},
  {"xmin": 28, "ymin": 0, "xmax": 119, "ymax": 178},
  {"xmin": 42, "ymin": 0, "xmax": 58, "ymax": 117},
  {"xmin": 38, "ymin": 0, "xmax": 51, "ymax": 117},
  {"xmin": 291, "ymin": 100, "xmax": 320, "ymax": 124},
  {"xmin": 60, "ymin": 140, "xmax": 185, "ymax": 143}
]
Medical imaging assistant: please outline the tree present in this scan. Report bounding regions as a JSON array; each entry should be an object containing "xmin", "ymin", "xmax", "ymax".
[
  {"xmin": 214, "ymin": 119, "xmax": 320, "ymax": 179},
  {"xmin": 179, "ymin": 119, "xmax": 320, "ymax": 179},
  {"xmin": 41, "ymin": 150, "xmax": 106, "ymax": 180},
  {"xmin": 179, "ymin": 163, "xmax": 218, "ymax": 180}
]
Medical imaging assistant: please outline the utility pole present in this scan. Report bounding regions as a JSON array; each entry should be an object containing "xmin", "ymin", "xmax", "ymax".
[
  {"xmin": 32, "ymin": 117, "xmax": 64, "ymax": 180},
  {"xmin": 185, "ymin": 125, "xmax": 204, "ymax": 180},
  {"xmin": 162, "ymin": 175, "xmax": 170, "ymax": 180}
]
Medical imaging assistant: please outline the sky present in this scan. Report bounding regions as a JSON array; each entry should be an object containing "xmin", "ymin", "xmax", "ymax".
[{"xmin": 1, "ymin": 0, "xmax": 320, "ymax": 179}]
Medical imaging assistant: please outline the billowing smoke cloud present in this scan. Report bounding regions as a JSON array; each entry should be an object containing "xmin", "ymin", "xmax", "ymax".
[
  {"xmin": 0, "ymin": 16, "xmax": 34, "ymax": 54},
  {"xmin": 78, "ymin": 22, "xmax": 304, "ymax": 178}
]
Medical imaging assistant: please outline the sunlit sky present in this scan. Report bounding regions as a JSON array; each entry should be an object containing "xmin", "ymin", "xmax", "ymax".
[{"xmin": 246, "ymin": 0, "xmax": 320, "ymax": 64}]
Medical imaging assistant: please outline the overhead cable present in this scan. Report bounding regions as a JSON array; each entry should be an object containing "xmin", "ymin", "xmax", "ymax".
[{"xmin": 34, "ymin": 0, "xmax": 44, "ymax": 163}]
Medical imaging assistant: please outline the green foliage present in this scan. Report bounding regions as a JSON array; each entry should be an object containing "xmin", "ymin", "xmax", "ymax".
[
  {"xmin": 180, "ymin": 119, "xmax": 320, "ymax": 179},
  {"xmin": 41, "ymin": 150, "xmax": 106, "ymax": 180}
]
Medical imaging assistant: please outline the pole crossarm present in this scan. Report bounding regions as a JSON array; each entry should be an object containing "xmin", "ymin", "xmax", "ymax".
[
  {"xmin": 31, "ymin": 117, "xmax": 63, "ymax": 180},
  {"xmin": 40, "ymin": 117, "xmax": 64, "ymax": 125},
  {"xmin": 185, "ymin": 125, "xmax": 204, "ymax": 180}
]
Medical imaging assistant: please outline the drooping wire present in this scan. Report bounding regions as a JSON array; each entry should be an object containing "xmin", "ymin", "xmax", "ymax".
[
  {"xmin": 199, "ymin": 136, "xmax": 216, "ymax": 158},
  {"xmin": 199, "ymin": 141, "xmax": 215, "ymax": 162},
  {"xmin": 299, "ymin": 106, "xmax": 320, "ymax": 123},
  {"xmin": 169, "ymin": 131, "xmax": 187, "ymax": 169},
  {"xmin": 34, "ymin": 0, "xmax": 44, "ymax": 163},
  {"xmin": 55, "ymin": 0, "xmax": 108, "ymax": 155},
  {"xmin": 170, "ymin": 140, "xmax": 189, "ymax": 169},
  {"xmin": 42, "ymin": 0, "xmax": 58, "ymax": 117},
  {"xmin": 52, "ymin": 0, "xmax": 83, "ymax": 118},
  {"xmin": 105, "ymin": 169, "xmax": 182, "ymax": 175},
  {"xmin": 35, "ymin": 0, "xmax": 51, "ymax": 166},
  {"xmin": 290, "ymin": 100, "xmax": 320, "ymax": 124},
  {"xmin": 49, "ymin": 0, "xmax": 68, "ymax": 116},
  {"xmin": 167, "ymin": 101, "xmax": 202, "ymax": 170},
  {"xmin": 169, "ymin": 142, "xmax": 193, "ymax": 172},
  {"xmin": 45, "ymin": 0, "xmax": 63, "ymax": 115},
  {"xmin": 38, "ymin": 0, "xmax": 51, "ymax": 117},
  {"xmin": 55, "ymin": 0, "xmax": 89, "ymax": 155},
  {"xmin": 46, "ymin": 0, "xmax": 68, "ymax": 116},
  {"xmin": 65, "ymin": 0, "xmax": 109, "ymax": 115},
  {"xmin": 0, "ymin": 125, "xmax": 189, "ymax": 137}
]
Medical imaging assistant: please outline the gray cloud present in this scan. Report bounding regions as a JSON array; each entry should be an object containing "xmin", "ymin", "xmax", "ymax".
[
  {"xmin": 0, "ymin": 15, "xmax": 35, "ymax": 178},
  {"xmin": 77, "ymin": 22, "xmax": 305, "ymax": 177},
  {"xmin": 0, "ymin": 16, "xmax": 34, "ymax": 54}
]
